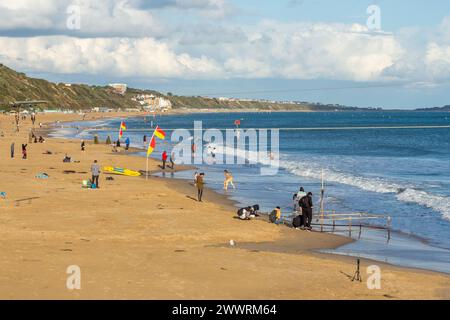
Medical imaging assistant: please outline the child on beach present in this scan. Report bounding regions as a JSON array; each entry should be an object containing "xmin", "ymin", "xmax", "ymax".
[{"xmin": 223, "ymin": 170, "xmax": 236, "ymax": 190}]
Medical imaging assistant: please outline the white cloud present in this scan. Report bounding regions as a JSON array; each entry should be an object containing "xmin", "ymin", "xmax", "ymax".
[
  {"xmin": 0, "ymin": 0, "xmax": 234, "ymax": 36},
  {"xmin": 0, "ymin": 1, "xmax": 448, "ymax": 83},
  {"xmin": 0, "ymin": 36, "xmax": 222, "ymax": 79},
  {"xmin": 219, "ymin": 21, "xmax": 404, "ymax": 81}
]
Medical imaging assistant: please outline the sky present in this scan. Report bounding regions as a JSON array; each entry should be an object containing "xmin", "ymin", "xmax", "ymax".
[{"xmin": 0, "ymin": 0, "xmax": 449, "ymax": 109}]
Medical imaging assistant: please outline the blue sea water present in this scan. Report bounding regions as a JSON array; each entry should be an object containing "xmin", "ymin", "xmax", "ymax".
[{"xmin": 52, "ymin": 111, "xmax": 450, "ymax": 273}]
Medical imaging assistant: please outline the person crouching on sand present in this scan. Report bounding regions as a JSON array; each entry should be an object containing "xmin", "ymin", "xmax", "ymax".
[
  {"xmin": 196, "ymin": 173, "xmax": 205, "ymax": 202},
  {"xmin": 269, "ymin": 207, "xmax": 283, "ymax": 225},
  {"xmin": 223, "ymin": 170, "xmax": 236, "ymax": 190}
]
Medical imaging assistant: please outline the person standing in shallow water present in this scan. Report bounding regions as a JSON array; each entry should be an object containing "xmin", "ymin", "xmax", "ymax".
[
  {"xmin": 196, "ymin": 173, "xmax": 205, "ymax": 202},
  {"xmin": 170, "ymin": 152, "xmax": 175, "ymax": 169},
  {"xmin": 161, "ymin": 151, "xmax": 168, "ymax": 170},
  {"xmin": 223, "ymin": 170, "xmax": 236, "ymax": 190}
]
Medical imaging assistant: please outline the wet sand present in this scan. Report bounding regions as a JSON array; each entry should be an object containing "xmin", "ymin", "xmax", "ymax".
[{"xmin": 0, "ymin": 112, "xmax": 449, "ymax": 300}]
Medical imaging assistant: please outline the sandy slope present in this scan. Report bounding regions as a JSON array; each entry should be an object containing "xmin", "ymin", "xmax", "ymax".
[{"xmin": 0, "ymin": 112, "xmax": 449, "ymax": 300}]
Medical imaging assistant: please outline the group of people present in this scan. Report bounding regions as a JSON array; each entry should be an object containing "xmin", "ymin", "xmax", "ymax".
[
  {"xmin": 234, "ymin": 186, "xmax": 315, "ymax": 231},
  {"xmin": 10, "ymin": 143, "xmax": 28, "ymax": 159},
  {"xmin": 161, "ymin": 151, "xmax": 175, "ymax": 170}
]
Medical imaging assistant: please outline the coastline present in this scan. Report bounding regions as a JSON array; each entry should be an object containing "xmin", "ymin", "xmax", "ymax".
[{"xmin": 0, "ymin": 112, "xmax": 449, "ymax": 299}]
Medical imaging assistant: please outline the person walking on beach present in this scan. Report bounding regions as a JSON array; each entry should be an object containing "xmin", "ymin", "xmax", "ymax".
[
  {"xmin": 162, "ymin": 151, "xmax": 168, "ymax": 170},
  {"xmin": 299, "ymin": 192, "xmax": 314, "ymax": 230},
  {"xmin": 91, "ymin": 160, "xmax": 100, "ymax": 188},
  {"xmin": 21, "ymin": 144, "xmax": 27, "ymax": 159},
  {"xmin": 125, "ymin": 137, "xmax": 130, "ymax": 151},
  {"xmin": 81, "ymin": 140, "xmax": 85, "ymax": 151},
  {"xmin": 10, "ymin": 142, "xmax": 14, "ymax": 158},
  {"xmin": 196, "ymin": 173, "xmax": 205, "ymax": 202},
  {"xmin": 223, "ymin": 170, "xmax": 236, "ymax": 190}
]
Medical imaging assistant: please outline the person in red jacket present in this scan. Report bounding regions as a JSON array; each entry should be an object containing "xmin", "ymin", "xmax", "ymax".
[{"xmin": 162, "ymin": 151, "xmax": 168, "ymax": 170}]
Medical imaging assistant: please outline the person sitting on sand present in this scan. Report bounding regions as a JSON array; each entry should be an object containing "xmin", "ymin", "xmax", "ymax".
[
  {"xmin": 269, "ymin": 207, "xmax": 283, "ymax": 225},
  {"xmin": 237, "ymin": 205, "xmax": 260, "ymax": 220},
  {"xmin": 237, "ymin": 207, "xmax": 252, "ymax": 220}
]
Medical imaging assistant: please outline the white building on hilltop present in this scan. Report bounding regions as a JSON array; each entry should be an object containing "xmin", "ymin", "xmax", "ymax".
[
  {"xmin": 132, "ymin": 94, "xmax": 172, "ymax": 111},
  {"xmin": 109, "ymin": 83, "xmax": 127, "ymax": 95}
]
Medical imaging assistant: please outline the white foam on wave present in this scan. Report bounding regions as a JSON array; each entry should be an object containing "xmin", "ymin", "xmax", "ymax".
[{"xmin": 283, "ymin": 159, "xmax": 450, "ymax": 221}]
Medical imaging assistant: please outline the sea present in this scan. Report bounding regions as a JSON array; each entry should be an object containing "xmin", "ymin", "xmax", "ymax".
[{"xmin": 51, "ymin": 111, "xmax": 450, "ymax": 273}]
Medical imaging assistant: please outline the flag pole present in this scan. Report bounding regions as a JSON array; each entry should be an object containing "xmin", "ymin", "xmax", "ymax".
[{"xmin": 320, "ymin": 169, "xmax": 325, "ymax": 232}]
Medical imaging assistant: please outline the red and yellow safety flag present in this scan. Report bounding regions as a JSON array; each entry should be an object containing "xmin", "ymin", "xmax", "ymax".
[
  {"xmin": 147, "ymin": 136, "xmax": 156, "ymax": 157},
  {"xmin": 119, "ymin": 121, "xmax": 127, "ymax": 139},
  {"xmin": 154, "ymin": 126, "xmax": 166, "ymax": 140}
]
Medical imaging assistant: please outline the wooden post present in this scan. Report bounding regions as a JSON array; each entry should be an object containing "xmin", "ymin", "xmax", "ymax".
[
  {"xmin": 387, "ymin": 216, "xmax": 392, "ymax": 243},
  {"xmin": 320, "ymin": 169, "xmax": 325, "ymax": 232},
  {"xmin": 331, "ymin": 210, "xmax": 335, "ymax": 233},
  {"xmin": 358, "ymin": 213, "xmax": 362, "ymax": 239}
]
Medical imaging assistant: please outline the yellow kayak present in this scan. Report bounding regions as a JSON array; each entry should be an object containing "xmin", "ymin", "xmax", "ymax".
[{"xmin": 103, "ymin": 166, "xmax": 141, "ymax": 177}]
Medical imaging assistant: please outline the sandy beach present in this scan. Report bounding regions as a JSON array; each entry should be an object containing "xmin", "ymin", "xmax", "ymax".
[{"xmin": 0, "ymin": 112, "xmax": 449, "ymax": 300}]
